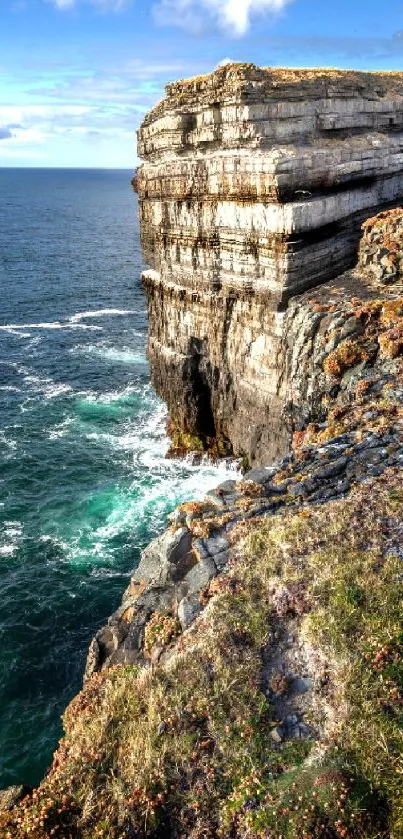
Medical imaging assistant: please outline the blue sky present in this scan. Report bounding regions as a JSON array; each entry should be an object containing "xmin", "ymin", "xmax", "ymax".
[{"xmin": 1, "ymin": 0, "xmax": 403, "ymax": 167}]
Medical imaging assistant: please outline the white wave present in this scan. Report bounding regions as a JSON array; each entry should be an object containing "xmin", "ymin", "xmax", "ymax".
[
  {"xmin": 3, "ymin": 521, "xmax": 23, "ymax": 539},
  {"xmin": 0, "ymin": 521, "xmax": 23, "ymax": 558},
  {"xmin": 20, "ymin": 370, "xmax": 73, "ymax": 400},
  {"xmin": 64, "ymin": 456, "xmax": 239, "ymax": 569},
  {"xmin": 47, "ymin": 417, "xmax": 75, "ymax": 440},
  {"xmin": 0, "ymin": 385, "xmax": 21, "ymax": 393},
  {"xmin": 0, "ymin": 546, "xmax": 16, "ymax": 557},
  {"xmin": 0, "ymin": 431, "xmax": 17, "ymax": 452},
  {"xmin": 90, "ymin": 568, "xmax": 131, "ymax": 579},
  {"xmin": 0, "ymin": 322, "xmax": 101, "ymax": 333},
  {"xmin": 77, "ymin": 384, "xmax": 143, "ymax": 407},
  {"xmin": 73, "ymin": 344, "xmax": 147, "ymax": 365},
  {"xmin": 0, "ymin": 327, "xmax": 32, "ymax": 338},
  {"xmin": 69, "ymin": 308, "xmax": 137, "ymax": 322}
]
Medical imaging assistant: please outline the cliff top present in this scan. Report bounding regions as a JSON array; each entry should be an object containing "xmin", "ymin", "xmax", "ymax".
[{"xmin": 141, "ymin": 62, "xmax": 403, "ymax": 126}]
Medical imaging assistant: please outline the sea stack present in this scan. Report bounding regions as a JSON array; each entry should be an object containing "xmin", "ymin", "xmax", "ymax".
[{"xmin": 134, "ymin": 64, "xmax": 403, "ymax": 465}]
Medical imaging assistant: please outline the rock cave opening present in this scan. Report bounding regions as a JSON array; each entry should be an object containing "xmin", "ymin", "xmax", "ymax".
[{"xmin": 189, "ymin": 339, "xmax": 216, "ymax": 440}]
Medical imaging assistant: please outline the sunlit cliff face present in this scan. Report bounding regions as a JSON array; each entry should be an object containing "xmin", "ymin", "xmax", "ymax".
[{"xmin": 135, "ymin": 63, "xmax": 403, "ymax": 464}]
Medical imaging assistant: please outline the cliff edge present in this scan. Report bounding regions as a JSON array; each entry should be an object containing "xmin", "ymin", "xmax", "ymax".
[{"xmin": 135, "ymin": 63, "xmax": 403, "ymax": 465}]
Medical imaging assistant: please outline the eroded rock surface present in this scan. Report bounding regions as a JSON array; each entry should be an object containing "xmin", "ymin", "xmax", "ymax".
[{"xmin": 135, "ymin": 64, "xmax": 403, "ymax": 463}]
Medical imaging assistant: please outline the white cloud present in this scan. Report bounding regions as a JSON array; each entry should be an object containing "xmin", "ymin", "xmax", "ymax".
[
  {"xmin": 153, "ymin": 0, "xmax": 292, "ymax": 36},
  {"xmin": 50, "ymin": 0, "xmax": 128, "ymax": 10}
]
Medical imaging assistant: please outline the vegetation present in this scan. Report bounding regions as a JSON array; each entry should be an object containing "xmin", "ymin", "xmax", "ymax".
[{"xmin": 2, "ymin": 469, "xmax": 402, "ymax": 838}]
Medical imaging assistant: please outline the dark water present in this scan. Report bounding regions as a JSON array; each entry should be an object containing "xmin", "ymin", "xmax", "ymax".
[{"xmin": 0, "ymin": 168, "xmax": 234, "ymax": 787}]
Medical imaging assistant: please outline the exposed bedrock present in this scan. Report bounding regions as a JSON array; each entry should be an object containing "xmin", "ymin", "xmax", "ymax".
[{"xmin": 135, "ymin": 63, "xmax": 403, "ymax": 464}]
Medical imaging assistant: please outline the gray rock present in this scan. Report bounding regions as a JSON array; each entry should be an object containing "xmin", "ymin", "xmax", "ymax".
[
  {"xmin": 193, "ymin": 538, "xmax": 210, "ymax": 559},
  {"xmin": 339, "ymin": 316, "xmax": 363, "ymax": 341},
  {"xmin": 265, "ymin": 481, "xmax": 290, "ymax": 495},
  {"xmin": 178, "ymin": 593, "xmax": 202, "ymax": 629},
  {"xmin": 204, "ymin": 534, "xmax": 229, "ymax": 556},
  {"xmin": 213, "ymin": 549, "xmax": 230, "ymax": 571},
  {"xmin": 166, "ymin": 508, "xmax": 187, "ymax": 527},
  {"xmin": 292, "ymin": 676, "xmax": 313, "ymax": 695},
  {"xmin": 185, "ymin": 555, "xmax": 217, "ymax": 593},
  {"xmin": 134, "ymin": 527, "xmax": 195, "ymax": 585},
  {"xmin": 298, "ymin": 723, "xmax": 312, "ymax": 739},
  {"xmin": 243, "ymin": 467, "xmax": 277, "ymax": 485},
  {"xmin": 158, "ymin": 721, "xmax": 168, "ymax": 736},
  {"xmin": 313, "ymin": 456, "xmax": 348, "ymax": 479},
  {"xmin": 204, "ymin": 492, "xmax": 227, "ymax": 509},
  {"xmin": 288, "ymin": 478, "xmax": 318, "ymax": 497},
  {"xmin": 214, "ymin": 479, "xmax": 237, "ymax": 494}
]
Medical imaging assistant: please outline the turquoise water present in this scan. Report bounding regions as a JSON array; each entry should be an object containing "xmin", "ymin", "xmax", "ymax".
[{"xmin": 0, "ymin": 169, "xmax": 235, "ymax": 787}]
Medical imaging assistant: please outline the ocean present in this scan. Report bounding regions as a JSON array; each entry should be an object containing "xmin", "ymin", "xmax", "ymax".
[{"xmin": 0, "ymin": 168, "xmax": 235, "ymax": 788}]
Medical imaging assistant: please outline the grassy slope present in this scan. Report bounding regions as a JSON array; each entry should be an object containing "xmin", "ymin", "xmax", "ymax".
[{"xmin": 1, "ymin": 471, "xmax": 402, "ymax": 839}]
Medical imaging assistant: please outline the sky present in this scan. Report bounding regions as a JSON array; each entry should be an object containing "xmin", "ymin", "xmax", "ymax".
[{"xmin": 1, "ymin": 0, "xmax": 403, "ymax": 167}]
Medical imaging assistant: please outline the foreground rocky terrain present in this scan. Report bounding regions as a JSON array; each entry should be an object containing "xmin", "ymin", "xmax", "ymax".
[{"xmin": 2, "ymin": 66, "xmax": 403, "ymax": 838}]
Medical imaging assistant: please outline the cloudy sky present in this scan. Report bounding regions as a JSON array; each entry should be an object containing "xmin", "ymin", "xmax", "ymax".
[{"xmin": 1, "ymin": 0, "xmax": 403, "ymax": 167}]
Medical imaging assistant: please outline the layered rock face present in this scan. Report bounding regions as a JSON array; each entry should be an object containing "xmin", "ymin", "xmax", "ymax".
[{"xmin": 135, "ymin": 63, "xmax": 403, "ymax": 464}]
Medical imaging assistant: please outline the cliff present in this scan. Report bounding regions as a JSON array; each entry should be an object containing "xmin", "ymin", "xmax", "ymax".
[
  {"xmin": 2, "ymin": 66, "xmax": 403, "ymax": 839},
  {"xmin": 135, "ymin": 63, "xmax": 403, "ymax": 465}
]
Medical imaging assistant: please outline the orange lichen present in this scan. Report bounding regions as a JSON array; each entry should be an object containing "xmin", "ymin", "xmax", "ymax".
[{"xmin": 323, "ymin": 339, "xmax": 369, "ymax": 378}]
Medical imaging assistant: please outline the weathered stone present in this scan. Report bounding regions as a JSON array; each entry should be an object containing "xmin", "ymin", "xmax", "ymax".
[
  {"xmin": 204, "ymin": 534, "xmax": 229, "ymax": 556},
  {"xmin": 213, "ymin": 550, "xmax": 231, "ymax": 571},
  {"xmin": 313, "ymin": 457, "xmax": 348, "ymax": 480},
  {"xmin": 270, "ymin": 726, "xmax": 284, "ymax": 744},
  {"xmin": 292, "ymin": 677, "xmax": 313, "ymax": 695},
  {"xmin": 134, "ymin": 527, "xmax": 195, "ymax": 585},
  {"xmin": 185, "ymin": 555, "xmax": 217, "ymax": 592},
  {"xmin": 243, "ymin": 467, "xmax": 277, "ymax": 485},
  {"xmin": 0, "ymin": 786, "xmax": 30, "ymax": 811},
  {"xmin": 178, "ymin": 594, "xmax": 202, "ymax": 629}
]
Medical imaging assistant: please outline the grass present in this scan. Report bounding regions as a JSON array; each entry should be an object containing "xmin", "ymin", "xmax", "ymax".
[{"xmin": 2, "ymin": 469, "xmax": 403, "ymax": 837}]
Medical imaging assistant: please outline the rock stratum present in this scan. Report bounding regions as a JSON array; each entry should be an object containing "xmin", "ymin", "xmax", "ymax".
[
  {"xmin": 2, "ymin": 65, "xmax": 403, "ymax": 839},
  {"xmin": 135, "ymin": 63, "xmax": 403, "ymax": 464}
]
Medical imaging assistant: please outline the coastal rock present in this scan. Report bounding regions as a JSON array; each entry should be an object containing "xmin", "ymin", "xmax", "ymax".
[
  {"xmin": 135, "ymin": 63, "xmax": 403, "ymax": 464},
  {"xmin": 178, "ymin": 593, "xmax": 202, "ymax": 629},
  {"xmin": 132, "ymin": 527, "xmax": 195, "ymax": 585},
  {"xmin": 0, "ymin": 786, "xmax": 30, "ymax": 811},
  {"xmin": 359, "ymin": 208, "xmax": 403, "ymax": 283}
]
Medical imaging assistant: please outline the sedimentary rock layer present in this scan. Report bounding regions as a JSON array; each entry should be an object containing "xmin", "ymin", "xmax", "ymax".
[{"xmin": 135, "ymin": 64, "xmax": 403, "ymax": 462}]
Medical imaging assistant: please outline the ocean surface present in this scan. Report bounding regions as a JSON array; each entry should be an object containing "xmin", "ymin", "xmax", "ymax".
[{"xmin": 0, "ymin": 168, "xmax": 235, "ymax": 788}]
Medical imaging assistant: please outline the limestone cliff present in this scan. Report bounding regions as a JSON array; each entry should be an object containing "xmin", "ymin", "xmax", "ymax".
[{"xmin": 135, "ymin": 63, "xmax": 403, "ymax": 465}]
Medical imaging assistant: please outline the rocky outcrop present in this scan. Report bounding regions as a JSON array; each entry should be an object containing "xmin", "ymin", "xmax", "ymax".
[
  {"xmin": 86, "ymin": 254, "xmax": 403, "ymax": 678},
  {"xmin": 135, "ymin": 64, "xmax": 403, "ymax": 464},
  {"xmin": 359, "ymin": 206, "xmax": 403, "ymax": 283}
]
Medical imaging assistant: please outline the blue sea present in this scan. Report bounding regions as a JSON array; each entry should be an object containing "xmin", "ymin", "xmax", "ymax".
[{"xmin": 0, "ymin": 168, "xmax": 235, "ymax": 788}]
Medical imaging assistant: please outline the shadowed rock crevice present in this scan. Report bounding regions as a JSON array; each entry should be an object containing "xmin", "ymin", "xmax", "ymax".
[{"xmin": 188, "ymin": 341, "xmax": 216, "ymax": 440}]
